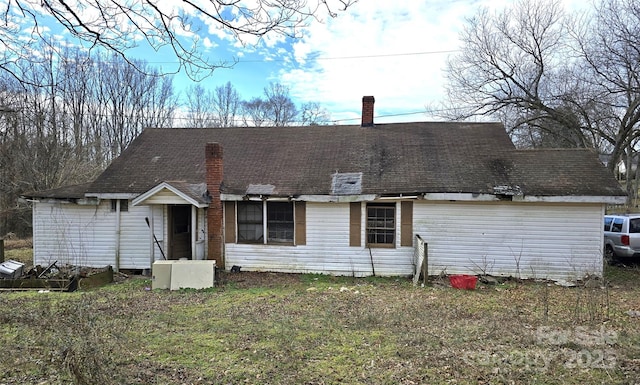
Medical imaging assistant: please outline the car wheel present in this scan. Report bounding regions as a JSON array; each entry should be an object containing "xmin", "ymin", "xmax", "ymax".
[{"xmin": 604, "ymin": 245, "xmax": 615, "ymax": 265}]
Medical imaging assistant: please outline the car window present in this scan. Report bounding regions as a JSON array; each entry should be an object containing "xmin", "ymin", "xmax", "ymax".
[
  {"xmin": 611, "ymin": 218, "xmax": 624, "ymax": 233},
  {"xmin": 604, "ymin": 217, "xmax": 613, "ymax": 231},
  {"xmin": 630, "ymin": 218, "xmax": 640, "ymax": 233}
]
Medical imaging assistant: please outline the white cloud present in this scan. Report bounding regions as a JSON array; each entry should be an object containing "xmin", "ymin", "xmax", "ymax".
[
  {"xmin": 273, "ymin": 1, "xmax": 479, "ymax": 122},
  {"xmin": 277, "ymin": 0, "xmax": 583, "ymax": 123},
  {"xmin": 202, "ymin": 37, "xmax": 217, "ymax": 50}
]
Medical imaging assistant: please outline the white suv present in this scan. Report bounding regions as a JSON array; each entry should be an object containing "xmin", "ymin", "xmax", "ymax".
[{"xmin": 604, "ymin": 214, "xmax": 640, "ymax": 263}]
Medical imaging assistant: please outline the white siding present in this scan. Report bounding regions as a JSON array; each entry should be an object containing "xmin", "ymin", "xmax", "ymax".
[
  {"xmin": 118, "ymin": 205, "xmax": 154, "ymax": 269},
  {"xmin": 34, "ymin": 199, "xmax": 605, "ymax": 280},
  {"xmin": 225, "ymin": 200, "xmax": 604, "ymax": 280},
  {"xmin": 33, "ymin": 201, "xmax": 116, "ymax": 268},
  {"xmin": 33, "ymin": 201, "xmax": 159, "ymax": 269},
  {"xmin": 225, "ymin": 202, "xmax": 414, "ymax": 276},
  {"xmin": 414, "ymin": 201, "xmax": 604, "ymax": 281},
  {"xmin": 143, "ymin": 189, "xmax": 191, "ymax": 205}
]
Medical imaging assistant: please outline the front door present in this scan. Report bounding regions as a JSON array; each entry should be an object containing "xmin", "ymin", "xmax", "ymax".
[{"xmin": 169, "ymin": 205, "xmax": 191, "ymax": 259}]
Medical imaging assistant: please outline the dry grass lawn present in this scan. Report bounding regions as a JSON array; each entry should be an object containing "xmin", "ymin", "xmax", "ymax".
[{"xmin": 1, "ymin": 248, "xmax": 640, "ymax": 384}]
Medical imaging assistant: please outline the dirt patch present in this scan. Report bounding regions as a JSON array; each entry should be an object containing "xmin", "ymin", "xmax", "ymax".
[{"xmin": 218, "ymin": 270, "xmax": 304, "ymax": 289}]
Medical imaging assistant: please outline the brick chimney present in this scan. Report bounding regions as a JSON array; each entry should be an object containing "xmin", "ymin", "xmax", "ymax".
[
  {"xmin": 361, "ymin": 96, "xmax": 375, "ymax": 127},
  {"xmin": 205, "ymin": 142, "xmax": 224, "ymax": 267}
]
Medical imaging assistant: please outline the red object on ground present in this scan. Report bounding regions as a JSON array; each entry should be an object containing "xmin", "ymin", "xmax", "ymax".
[{"xmin": 449, "ymin": 274, "xmax": 478, "ymax": 290}]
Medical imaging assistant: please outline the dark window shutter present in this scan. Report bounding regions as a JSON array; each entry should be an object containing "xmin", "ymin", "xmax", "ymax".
[
  {"xmin": 294, "ymin": 201, "xmax": 306, "ymax": 245},
  {"xmin": 350, "ymin": 202, "xmax": 361, "ymax": 247},
  {"xmin": 224, "ymin": 201, "xmax": 236, "ymax": 243},
  {"xmin": 400, "ymin": 201, "xmax": 413, "ymax": 247}
]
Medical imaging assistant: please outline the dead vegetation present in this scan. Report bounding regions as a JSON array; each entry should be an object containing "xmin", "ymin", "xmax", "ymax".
[
  {"xmin": 1, "ymin": 267, "xmax": 640, "ymax": 384},
  {"xmin": 2, "ymin": 235, "xmax": 32, "ymax": 250}
]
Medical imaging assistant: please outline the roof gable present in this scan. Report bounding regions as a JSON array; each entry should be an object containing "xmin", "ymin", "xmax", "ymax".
[{"xmin": 132, "ymin": 181, "xmax": 208, "ymax": 208}]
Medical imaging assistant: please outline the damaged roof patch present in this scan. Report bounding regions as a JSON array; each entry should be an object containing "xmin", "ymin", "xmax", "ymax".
[
  {"xmin": 493, "ymin": 185, "xmax": 522, "ymax": 196},
  {"xmin": 332, "ymin": 172, "xmax": 362, "ymax": 195},
  {"xmin": 246, "ymin": 184, "xmax": 276, "ymax": 195}
]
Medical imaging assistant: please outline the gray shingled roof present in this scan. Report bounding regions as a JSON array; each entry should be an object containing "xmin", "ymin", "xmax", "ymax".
[
  {"xmin": 25, "ymin": 183, "xmax": 93, "ymax": 199},
  {"xmin": 30, "ymin": 122, "xmax": 625, "ymax": 199}
]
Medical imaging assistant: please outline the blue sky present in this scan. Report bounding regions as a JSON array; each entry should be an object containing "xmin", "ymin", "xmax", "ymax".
[
  {"xmin": 19, "ymin": 0, "xmax": 588, "ymax": 125},
  {"xmin": 172, "ymin": 0, "xmax": 481, "ymax": 124}
]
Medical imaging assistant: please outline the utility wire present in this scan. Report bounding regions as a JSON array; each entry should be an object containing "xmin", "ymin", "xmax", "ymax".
[
  {"xmin": 28, "ymin": 108, "xmax": 455, "ymax": 126},
  {"xmin": 136, "ymin": 49, "xmax": 459, "ymax": 65},
  {"xmin": 167, "ymin": 109, "xmax": 453, "ymax": 126},
  {"xmin": 328, "ymin": 110, "xmax": 432, "ymax": 124},
  {"xmin": 239, "ymin": 50, "xmax": 459, "ymax": 63}
]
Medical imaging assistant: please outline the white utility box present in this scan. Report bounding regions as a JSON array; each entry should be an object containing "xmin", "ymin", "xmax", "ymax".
[
  {"xmin": 151, "ymin": 260, "xmax": 174, "ymax": 290},
  {"xmin": 170, "ymin": 260, "xmax": 216, "ymax": 290},
  {"xmin": 152, "ymin": 260, "xmax": 216, "ymax": 290}
]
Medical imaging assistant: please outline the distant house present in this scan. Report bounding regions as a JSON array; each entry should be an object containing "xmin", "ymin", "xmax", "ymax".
[
  {"xmin": 599, "ymin": 153, "xmax": 638, "ymax": 207},
  {"xmin": 599, "ymin": 153, "xmax": 632, "ymax": 181},
  {"xmin": 23, "ymin": 96, "xmax": 625, "ymax": 281}
]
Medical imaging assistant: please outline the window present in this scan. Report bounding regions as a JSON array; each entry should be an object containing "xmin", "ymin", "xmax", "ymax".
[
  {"xmin": 237, "ymin": 201, "xmax": 263, "ymax": 242},
  {"xmin": 232, "ymin": 201, "xmax": 301, "ymax": 245},
  {"xmin": 110, "ymin": 199, "xmax": 128, "ymax": 212},
  {"xmin": 366, "ymin": 203, "xmax": 395, "ymax": 246},
  {"xmin": 604, "ymin": 217, "xmax": 613, "ymax": 231},
  {"xmin": 267, "ymin": 202, "xmax": 294, "ymax": 243},
  {"xmin": 611, "ymin": 217, "xmax": 624, "ymax": 233}
]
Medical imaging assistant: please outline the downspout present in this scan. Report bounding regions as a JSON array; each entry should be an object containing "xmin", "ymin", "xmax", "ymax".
[
  {"xmin": 31, "ymin": 200, "xmax": 37, "ymax": 265},
  {"xmin": 149, "ymin": 206, "xmax": 155, "ymax": 267},
  {"xmin": 114, "ymin": 199, "xmax": 121, "ymax": 273},
  {"xmin": 263, "ymin": 201, "xmax": 268, "ymax": 245},
  {"xmin": 191, "ymin": 205, "xmax": 197, "ymax": 259}
]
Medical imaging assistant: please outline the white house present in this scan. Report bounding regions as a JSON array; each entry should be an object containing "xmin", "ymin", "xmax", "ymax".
[{"xmin": 23, "ymin": 96, "xmax": 626, "ymax": 281}]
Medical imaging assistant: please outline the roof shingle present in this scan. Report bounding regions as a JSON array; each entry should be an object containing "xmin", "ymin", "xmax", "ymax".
[{"xmin": 36, "ymin": 121, "xmax": 624, "ymax": 199}]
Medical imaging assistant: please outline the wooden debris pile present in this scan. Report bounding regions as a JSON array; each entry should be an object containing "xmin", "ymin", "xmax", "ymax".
[{"xmin": 0, "ymin": 260, "xmax": 113, "ymax": 291}]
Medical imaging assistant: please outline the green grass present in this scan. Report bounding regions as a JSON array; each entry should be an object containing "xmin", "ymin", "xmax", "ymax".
[
  {"xmin": 1, "ymin": 269, "xmax": 640, "ymax": 384},
  {"xmin": 604, "ymin": 262, "xmax": 640, "ymax": 287}
]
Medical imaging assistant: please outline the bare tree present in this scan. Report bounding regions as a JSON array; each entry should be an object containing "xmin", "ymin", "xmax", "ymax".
[
  {"xmin": 0, "ymin": 45, "xmax": 178, "ymax": 235},
  {"xmin": 241, "ymin": 97, "xmax": 270, "ymax": 127},
  {"xmin": 578, "ymin": 0, "xmax": 640, "ymax": 176},
  {"xmin": 0, "ymin": 80, "xmax": 31, "ymax": 236},
  {"xmin": 264, "ymin": 82, "xmax": 298, "ymax": 126},
  {"xmin": 443, "ymin": 0, "xmax": 595, "ymax": 148},
  {"xmin": 213, "ymin": 81, "xmax": 241, "ymax": 127},
  {"xmin": 95, "ymin": 54, "xmax": 177, "ymax": 160},
  {"xmin": 443, "ymin": 0, "xmax": 640, "ymax": 205},
  {"xmin": 300, "ymin": 101, "xmax": 331, "ymax": 126},
  {"xmin": 240, "ymin": 83, "xmax": 298, "ymax": 126},
  {"xmin": 1, "ymin": 1, "xmax": 355, "ymax": 84},
  {"xmin": 184, "ymin": 85, "xmax": 218, "ymax": 128}
]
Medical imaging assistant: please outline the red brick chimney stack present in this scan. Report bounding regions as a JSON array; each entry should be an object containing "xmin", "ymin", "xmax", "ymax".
[
  {"xmin": 205, "ymin": 142, "xmax": 224, "ymax": 267},
  {"xmin": 361, "ymin": 96, "xmax": 375, "ymax": 127}
]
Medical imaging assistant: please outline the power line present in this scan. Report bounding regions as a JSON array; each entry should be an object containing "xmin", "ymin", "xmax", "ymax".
[
  {"xmin": 326, "ymin": 107, "xmax": 467, "ymax": 124},
  {"xmin": 78, "ymin": 108, "xmax": 456, "ymax": 125},
  {"xmin": 238, "ymin": 50, "xmax": 459, "ymax": 63},
  {"xmin": 329, "ymin": 110, "xmax": 431, "ymax": 124},
  {"xmin": 136, "ymin": 49, "xmax": 459, "ymax": 65}
]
